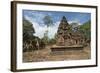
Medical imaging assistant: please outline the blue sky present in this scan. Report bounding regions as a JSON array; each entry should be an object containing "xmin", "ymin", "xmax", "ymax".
[
  {"xmin": 23, "ymin": 10, "xmax": 91, "ymax": 25},
  {"xmin": 23, "ymin": 10, "xmax": 91, "ymax": 38}
]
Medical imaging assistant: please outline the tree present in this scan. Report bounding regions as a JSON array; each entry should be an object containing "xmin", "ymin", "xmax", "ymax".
[
  {"xmin": 41, "ymin": 30, "xmax": 49, "ymax": 45},
  {"xmin": 48, "ymin": 38, "xmax": 56, "ymax": 45},
  {"xmin": 43, "ymin": 15, "xmax": 54, "ymax": 45},
  {"xmin": 23, "ymin": 18, "xmax": 35, "ymax": 41},
  {"xmin": 43, "ymin": 15, "xmax": 53, "ymax": 27},
  {"xmin": 79, "ymin": 20, "xmax": 91, "ymax": 40}
]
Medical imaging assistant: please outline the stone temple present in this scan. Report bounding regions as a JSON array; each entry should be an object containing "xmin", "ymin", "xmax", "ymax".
[{"xmin": 56, "ymin": 16, "xmax": 85, "ymax": 46}]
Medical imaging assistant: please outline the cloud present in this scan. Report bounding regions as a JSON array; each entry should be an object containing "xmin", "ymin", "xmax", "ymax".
[
  {"xmin": 68, "ymin": 20, "xmax": 82, "ymax": 25},
  {"xmin": 31, "ymin": 21, "xmax": 60, "ymax": 39},
  {"xmin": 32, "ymin": 21, "xmax": 47, "ymax": 38},
  {"xmin": 48, "ymin": 21, "xmax": 60, "ymax": 38},
  {"xmin": 24, "ymin": 11, "xmax": 46, "ymax": 24},
  {"xmin": 24, "ymin": 11, "xmax": 60, "ymax": 39},
  {"xmin": 25, "ymin": 14, "xmax": 82, "ymax": 39}
]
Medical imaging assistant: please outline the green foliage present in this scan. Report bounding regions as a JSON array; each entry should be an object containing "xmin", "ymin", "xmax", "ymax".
[
  {"xmin": 41, "ymin": 30, "xmax": 49, "ymax": 45},
  {"xmin": 43, "ymin": 15, "xmax": 54, "ymax": 44},
  {"xmin": 80, "ymin": 20, "xmax": 91, "ymax": 31},
  {"xmin": 48, "ymin": 38, "xmax": 56, "ymax": 45},
  {"xmin": 39, "ymin": 39, "xmax": 46, "ymax": 49},
  {"xmin": 41, "ymin": 32, "xmax": 57, "ymax": 45},
  {"xmin": 23, "ymin": 18, "xmax": 46, "ymax": 51},
  {"xmin": 23, "ymin": 18, "xmax": 35, "ymax": 41},
  {"xmin": 79, "ymin": 20, "xmax": 91, "ymax": 40},
  {"xmin": 43, "ymin": 15, "xmax": 53, "ymax": 27}
]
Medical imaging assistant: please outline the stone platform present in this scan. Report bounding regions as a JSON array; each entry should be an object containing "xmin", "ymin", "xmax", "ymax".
[{"xmin": 50, "ymin": 45, "xmax": 84, "ymax": 52}]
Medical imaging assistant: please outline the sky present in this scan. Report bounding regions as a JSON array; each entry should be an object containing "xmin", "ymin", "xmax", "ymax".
[{"xmin": 23, "ymin": 10, "xmax": 91, "ymax": 39}]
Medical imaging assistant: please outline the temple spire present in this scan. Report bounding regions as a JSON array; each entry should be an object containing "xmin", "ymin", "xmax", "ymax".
[{"xmin": 60, "ymin": 16, "xmax": 68, "ymax": 25}]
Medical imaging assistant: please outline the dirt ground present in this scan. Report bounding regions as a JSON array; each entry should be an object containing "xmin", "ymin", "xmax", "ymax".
[{"xmin": 23, "ymin": 45, "xmax": 91, "ymax": 62}]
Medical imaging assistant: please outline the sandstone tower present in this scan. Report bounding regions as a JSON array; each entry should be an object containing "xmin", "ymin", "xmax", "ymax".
[{"xmin": 56, "ymin": 16, "xmax": 85, "ymax": 46}]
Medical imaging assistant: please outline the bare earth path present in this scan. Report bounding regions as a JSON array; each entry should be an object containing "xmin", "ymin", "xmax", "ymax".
[{"xmin": 23, "ymin": 46, "xmax": 91, "ymax": 62}]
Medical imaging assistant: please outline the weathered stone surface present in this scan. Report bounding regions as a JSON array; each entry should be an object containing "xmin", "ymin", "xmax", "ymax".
[{"xmin": 56, "ymin": 16, "xmax": 85, "ymax": 46}]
